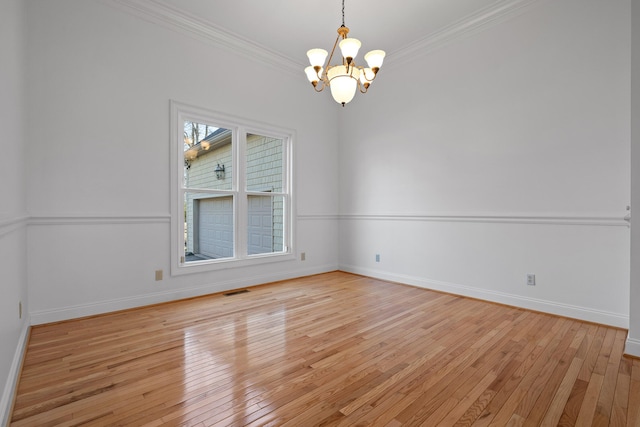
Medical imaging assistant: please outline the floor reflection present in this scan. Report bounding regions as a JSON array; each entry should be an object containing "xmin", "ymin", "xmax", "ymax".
[{"xmin": 180, "ymin": 304, "xmax": 288, "ymax": 424}]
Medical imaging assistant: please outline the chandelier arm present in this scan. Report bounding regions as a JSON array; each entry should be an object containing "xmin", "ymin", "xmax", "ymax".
[
  {"xmin": 313, "ymin": 79, "xmax": 327, "ymax": 92},
  {"xmin": 349, "ymin": 63, "xmax": 360, "ymax": 77},
  {"xmin": 362, "ymin": 72, "xmax": 377, "ymax": 83},
  {"xmin": 325, "ymin": 33, "xmax": 342, "ymax": 72}
]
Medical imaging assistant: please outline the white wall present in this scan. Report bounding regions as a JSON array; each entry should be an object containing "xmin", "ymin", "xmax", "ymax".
[
  {"xmin": 24, "ymin": 0, "xmax": 340, "ymax": 324},
  {"xmin": 339, "ymin": 0, "xmax": 632, "ymax": 328},
  {"xmin": 0, "ymin": 0, "xmax": 29, "ymax": 423},
  {"xmin": 629, "ymin": 0, "xmax": 640, "ymax": 357},
  {"xmin": 5, "ymin": 0, "xmax": 635, "ymax": 418}
]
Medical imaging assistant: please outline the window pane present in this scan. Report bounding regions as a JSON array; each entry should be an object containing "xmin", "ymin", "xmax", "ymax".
[
  {"xmin": 184, "ymin": 192, "xmax": 235, "ymax": 262},
  {"xmin": 246, "ymin": 133, "xmax": 283, "ymax": 192},
  {"xmin": 184, "ymin": 122, "xmax": 232, "ymax": 190},
  {"xmin": 247, "ymin": 195, "xmax": 285, "ymax": 255}
]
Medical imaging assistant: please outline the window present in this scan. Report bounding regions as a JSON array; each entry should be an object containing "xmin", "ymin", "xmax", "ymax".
[{"xmin": 170, "ymin": 101, "xmax": 294, "ymax": 275}]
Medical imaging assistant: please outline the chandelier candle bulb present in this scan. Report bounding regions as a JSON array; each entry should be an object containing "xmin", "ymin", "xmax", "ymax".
[
  {"xmin": 364, "ymin": 50, "xmax": 386, "ymax": 71},
  {"xmin": 307, "ymin": 49, "xmax": 328, "ymax": 68},
  {"xmin": 305, "ymin": 66, "xmax": 320, "ymax": 85},
  {"xmin": 339, "ymin": 38, "xmax": 361, "ymax": 64},
  {"xmin": 303, "ymin": 0, "xmax": 385, "ymax": 106},
  {"xmin": 360, "ymin": 68, "xmax": 375, "ymax": 88}
]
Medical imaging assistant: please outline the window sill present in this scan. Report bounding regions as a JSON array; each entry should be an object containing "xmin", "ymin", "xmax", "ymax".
[{"xmin": 171, "ymin": 251, "xmax": 296, "ymax": 276}]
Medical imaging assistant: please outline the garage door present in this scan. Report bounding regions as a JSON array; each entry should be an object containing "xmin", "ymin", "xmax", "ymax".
[
  {"xmin": 247, "ymin": 195, "xmax": 273, "ymax": 255},
  {"xmin": 197, "ymin": 196, "xmax": 234, "ymax": 258}
]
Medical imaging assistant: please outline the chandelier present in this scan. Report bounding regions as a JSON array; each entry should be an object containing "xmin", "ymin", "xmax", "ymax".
[{"xmin": 304, "ymin": 0, "xmax": 385, "ymax": 106}]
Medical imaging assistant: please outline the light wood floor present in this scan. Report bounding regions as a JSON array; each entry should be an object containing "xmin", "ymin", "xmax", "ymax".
[{"xmin": 11, "ymin": 271, "xmax": 640, "ymax": 426}]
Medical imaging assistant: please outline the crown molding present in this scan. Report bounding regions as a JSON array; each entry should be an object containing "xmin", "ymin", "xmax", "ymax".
[
  {"xmin": 387, "ymin": 0, "xmax": 546, "ymax": 67},
  {"xmin": 105, "ymin": 0, "xmax": 544, "ymax": 75},
  {"xmin": 105, "ymin": 0, "xmax": 304, "ymax": 73}
]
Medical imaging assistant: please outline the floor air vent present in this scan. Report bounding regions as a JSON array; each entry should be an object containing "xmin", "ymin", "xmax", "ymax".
[{"xmin": 223, "ymin": 289, "xmax": 249, "ymax": 296}]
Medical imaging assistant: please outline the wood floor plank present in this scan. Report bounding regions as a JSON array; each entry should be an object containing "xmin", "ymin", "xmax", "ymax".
[
  {"xmin": 575, "ymin": 373, "xmax": 605, "ymax": 425},
  {"xmin": 467, "ymin": 315, "xmax": 559, "ymax": 426},
  {"xmin": 609, "ymin": 356, "xmax": 630, "ymax": 427},
  {"xmin": 511, "ymin": 318, "xmax": 576, "ymax": 421},
  {"xmin": 628, "ymin": 358, "xmax": 640, "ymax": 427},
  {"xmin": 539, "ymin": 356, "xmax": 584, "ymax": 426},
  {"xmin": 10, "ymin": 271, "xmax": 638, "ymax": 426}
]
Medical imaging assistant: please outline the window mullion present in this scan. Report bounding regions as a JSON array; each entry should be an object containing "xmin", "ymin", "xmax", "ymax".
[
  {"xmin": 282, "ymin": 136, "xmax": 292, "ymax": 253},
  {"xmin": 178, "ymin": 187, "xmax": 186, "ymax": 264},
  {"xmin": 235, "ymin": 128, "xmax": 248, "ymax": 259}
]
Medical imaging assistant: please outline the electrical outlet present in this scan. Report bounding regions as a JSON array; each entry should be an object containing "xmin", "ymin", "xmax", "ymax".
[
  {"xmin": 375, "ymin": 254, "xmax": 380, "ymax": 263},
  {"xmin": 301, "ymin": 252, "xmax": 306, "ymax": 261},
  {"xmin": 155, "ymin": 270, "xmax": 163, "ymax": 281},
  {"xmin": 526, "ymin": 274, "xmax": 535, "ymax": 286}
]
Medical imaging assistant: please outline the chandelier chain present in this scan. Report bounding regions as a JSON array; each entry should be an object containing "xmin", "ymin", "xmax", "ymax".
[{"xmin": 342, "ymin": 0, "xmax": 345, "ymax": 27}]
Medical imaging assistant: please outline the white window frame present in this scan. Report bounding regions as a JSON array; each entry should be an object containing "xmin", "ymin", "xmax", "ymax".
[{"xmin": 170, "ymin": 100, "xmax": 295, "ymax": 276}]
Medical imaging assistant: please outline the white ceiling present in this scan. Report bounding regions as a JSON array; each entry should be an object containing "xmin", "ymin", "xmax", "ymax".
[{"xmin": 153, "ymin": 0, "xmax": 517, "ymax": 66}]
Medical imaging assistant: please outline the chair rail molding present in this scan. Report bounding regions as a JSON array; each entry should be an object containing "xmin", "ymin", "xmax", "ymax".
[
  {"xmin": 28, "ymin": 213, "xmax": 171, "ymax": 226},
  {"xmin": 338, "ymin": 211, "xmax": 630, "ymax": 227},
  {"xmin": 0, "ymin": 215, "xmax": 28, "ymax": 237},
  {"xmin": 298, "ymin": 214, "xmax": 340, "ymax": 221}
]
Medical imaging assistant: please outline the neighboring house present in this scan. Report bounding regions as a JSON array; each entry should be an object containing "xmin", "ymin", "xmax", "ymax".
[{"xmin": 184, "ymin": 127, "xmax": 284, "ymax": 260}]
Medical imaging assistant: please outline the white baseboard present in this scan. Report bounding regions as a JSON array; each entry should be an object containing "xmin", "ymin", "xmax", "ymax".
[
  {"xmin": 30, "ymin": 264, "xmax": 338, "ymax": 325},
  {"xmin": 625, "ymin": 337, "xmax": 640, "ymax": 358},
  {"xmin": 339, "ymin": 264, "xmax": 629, "ymax": 329},
  {"xmin": 0, "ymin": 318, "xmax": 30, "ymax": 427}
]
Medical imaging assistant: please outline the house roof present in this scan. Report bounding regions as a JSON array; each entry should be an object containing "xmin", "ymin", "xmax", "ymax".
[{"xmin": 190, "ymin": 128, "xmax": 232, "ymax": 158}]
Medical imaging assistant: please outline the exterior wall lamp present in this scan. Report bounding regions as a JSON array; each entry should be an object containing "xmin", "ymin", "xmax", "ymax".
[
  {"xmin": 215, "ymin": 164, "xmax": 225, "ymax": 180},
  {"xmin": 184, "ymin": 148, "xmax": 197, "ymax": 170}
]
